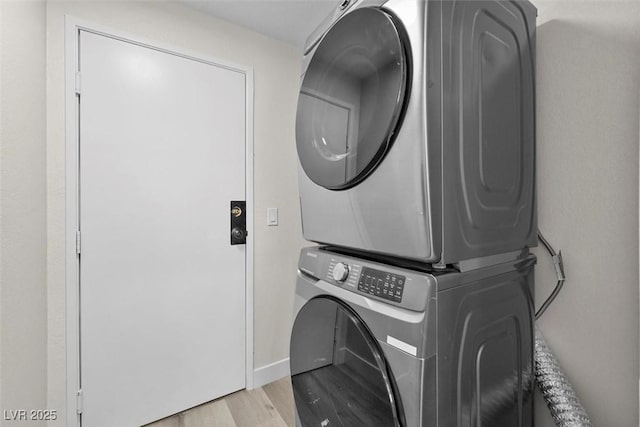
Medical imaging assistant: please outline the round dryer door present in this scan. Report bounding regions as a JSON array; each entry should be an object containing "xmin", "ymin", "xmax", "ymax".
[
  {"xmin": 290, "ymin": 296, "xmax": 404, "ymax": 426},
  {"xmin": 296, "ymin": 8, "xmax": 409, "ymax": 190}
]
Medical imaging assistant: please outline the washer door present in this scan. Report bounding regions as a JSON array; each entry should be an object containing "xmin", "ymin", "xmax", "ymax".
[
  {"xmin": 296, "ymin": 7, "xmax": 409, "ymax": 190},
  {"xmin": 290, "ymin": 296, "xmax": 404, "ymax": 426}
]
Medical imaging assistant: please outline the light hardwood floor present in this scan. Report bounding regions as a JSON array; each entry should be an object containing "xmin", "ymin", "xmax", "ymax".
[{"xmin": 144, "ymin": 377, "xmax": 295, "ymax": 427}]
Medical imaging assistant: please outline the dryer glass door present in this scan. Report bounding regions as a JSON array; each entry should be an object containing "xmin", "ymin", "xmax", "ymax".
[
  {"xmin": 296, "ymin": 7, "xmax": 409, "ymax": 190},
  {"xmin": 290, "ymin": 296, "xmax": 404, "ymax": 427}
]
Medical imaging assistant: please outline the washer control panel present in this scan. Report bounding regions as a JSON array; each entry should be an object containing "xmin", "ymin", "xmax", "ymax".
[
  {"xmin": 300, "ymin": 247, "xmax": 433, "ymax": 312},
  {"xmin": 358, "ymin": 267, "xmax": 405, "ymax": 303}
]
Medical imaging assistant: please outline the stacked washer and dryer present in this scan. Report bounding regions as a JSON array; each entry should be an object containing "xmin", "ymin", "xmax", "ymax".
[{"xmin": 290, "ymin": 1, "xmax": 537, "ymax": 426}]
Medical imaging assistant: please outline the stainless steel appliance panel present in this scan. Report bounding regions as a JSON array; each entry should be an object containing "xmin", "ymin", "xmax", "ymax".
[
  {"xmin": 291, "ymin": 247, "xmax": 535, "ymax": 426},
  {"xmin": 296, "ymin": 0, "xmax": 537, "ymax": 264},
  {"xmin": 436, "ymin": 259, "xmax": 535, "ymax": 426},
  {"xmin": 440, "ymin": 0, "xmax": 538, "ymax": 263},
  {"xmin": 297, "ymin": 0, "xmax": 437, "ymax": 262}
]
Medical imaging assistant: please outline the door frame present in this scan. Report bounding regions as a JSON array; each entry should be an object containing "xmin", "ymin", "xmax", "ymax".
[{"xmin": 64, "ymin": 17, "xmax": 255, "ymax": 427}]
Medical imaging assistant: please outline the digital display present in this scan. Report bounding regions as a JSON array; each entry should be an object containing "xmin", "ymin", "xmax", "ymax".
[{"xmin": 357, "ymin": 267, "xmax": 405, "ymax": 303}]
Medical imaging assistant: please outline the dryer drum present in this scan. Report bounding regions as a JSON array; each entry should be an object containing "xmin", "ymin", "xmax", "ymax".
[
  {"xmin": 289, "ymin": 295, "xmax": 405, "ymax": 427},
  {"xmin": 295, "ymin": 7, "xmax": 410, "ymax": 190}
]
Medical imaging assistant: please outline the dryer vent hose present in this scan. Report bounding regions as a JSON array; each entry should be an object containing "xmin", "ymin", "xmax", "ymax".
[{"xmin": 535, "ymin": 325, "xmax": 592, "ymax": 426}]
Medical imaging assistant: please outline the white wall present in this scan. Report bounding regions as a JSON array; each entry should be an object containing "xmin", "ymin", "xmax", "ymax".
[
  {"xmin": 0, "ymin": 1, "xmax": 48, "ymax": 426},
  {"xmin": 533, "ymin": 1, "xmax": 640, "ymax": 425}
]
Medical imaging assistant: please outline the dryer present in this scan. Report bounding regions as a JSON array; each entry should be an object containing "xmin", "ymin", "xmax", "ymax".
[
  {"xmin": 290, "ymin": 246, "xmax": 535, "ymax": 426},
  {"xmin": 296, "ymin": 0, "xmax": 537, "ymax": 265}
]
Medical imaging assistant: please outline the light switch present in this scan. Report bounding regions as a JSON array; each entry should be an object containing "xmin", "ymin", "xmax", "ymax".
[{"xmin": 267, "ymin": 208, "xmax": 278, "ymax": 226}]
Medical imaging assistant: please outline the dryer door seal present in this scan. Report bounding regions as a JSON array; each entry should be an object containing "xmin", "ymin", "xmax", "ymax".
[
  {"xmin": 289, "ymin": 295, "xmax": 405, "ymax": 426},
  {"xmin": 296, "ymin": 7, "xmax": 410, "ymax": 190}
]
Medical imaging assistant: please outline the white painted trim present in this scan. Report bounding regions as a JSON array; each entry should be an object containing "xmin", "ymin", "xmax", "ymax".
[
  {"xmin": 65, "ymin": 16, "xmax": 251, "ymax": 76},
  {"xmin": 0, "ymin": 0, "xmax": 3, "ymax": 416},
  {"xmin": 64, "ymin": 17, "xmax": 81, "ymax": 427},
  {"xmin": 245, "ymin": 63, "xmax": 255, "ymax": 391},
  {"xmin": 64, "ymin": 16, "xmax": 256, "ymax": 426},
  {"xmin": 253, "ymin": 358, "xmax": 291, "ymax": 389}
]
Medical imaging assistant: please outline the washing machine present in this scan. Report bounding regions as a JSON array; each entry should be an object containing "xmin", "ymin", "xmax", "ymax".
[
  {"xmin": 296, "ymin": 0, "xmax": 537, "ymax": 265},
  {"xmin": 290, "ymin": 246, "xmax": 535, "ymax": 426}
]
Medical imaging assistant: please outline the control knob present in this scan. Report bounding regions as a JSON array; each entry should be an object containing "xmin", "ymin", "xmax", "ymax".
[{"xmin": 332, "ymin": 262, "xmax": 350, "ymax": 282}]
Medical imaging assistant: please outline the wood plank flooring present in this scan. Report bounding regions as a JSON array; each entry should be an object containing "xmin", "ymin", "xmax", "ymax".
[{"xmin": 144, "ymin": 377, "xmax": 294, "ymax": 427}]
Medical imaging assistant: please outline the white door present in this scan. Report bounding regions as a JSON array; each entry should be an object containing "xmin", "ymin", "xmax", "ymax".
[{"xmin": 78, "ymin": 30, "xmax": 247, "ymax": 427}]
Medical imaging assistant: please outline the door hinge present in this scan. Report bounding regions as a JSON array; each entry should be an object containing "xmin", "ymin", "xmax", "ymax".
[
  {"xmin": 75, "ymin": 72, "xmax": 81, "ymax": 95},
  {"xmin": 76, "ymin": 389, "xmax": 83, "ymax": 414},
  {"xmin": 76, "ymin": 231, "xmax": 81, "ymax": 255}
]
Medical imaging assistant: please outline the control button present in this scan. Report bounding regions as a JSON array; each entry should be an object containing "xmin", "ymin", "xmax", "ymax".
[{"xmin": 332, "ymin": 262, "xmax": 350, "ymax": 282}]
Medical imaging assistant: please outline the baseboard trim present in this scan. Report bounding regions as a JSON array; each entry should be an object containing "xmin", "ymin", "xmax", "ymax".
[{"xmin": 252, "ymin": 358, "xmax": 290, "ymax": 389}]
